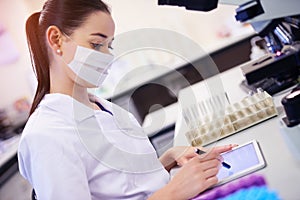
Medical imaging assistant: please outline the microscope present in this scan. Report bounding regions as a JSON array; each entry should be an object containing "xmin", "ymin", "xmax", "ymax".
[{"xmin": 158, "ymin": 0, "xmax": 300, "ymax": 95}]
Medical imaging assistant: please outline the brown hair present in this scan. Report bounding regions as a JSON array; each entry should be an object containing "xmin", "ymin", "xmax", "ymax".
[{"xmin": 26, "ymin": 0, "xmax": 110, "ymax": 115}]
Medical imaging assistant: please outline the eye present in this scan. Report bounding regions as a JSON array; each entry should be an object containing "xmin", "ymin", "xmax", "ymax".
[
  {"xmin": 90, "ymin": 43, "xmax": 103, "ymax": 51},
  {"xmin": 108, "ymin": 41, "xmax": 114, "ymax": 50},
  {"xmin": 108, "ymin": 44, "xmax": 114, "ymax": 50}
]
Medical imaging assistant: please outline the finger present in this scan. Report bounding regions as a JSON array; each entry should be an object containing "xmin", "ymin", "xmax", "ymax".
[
  {"xmin": 209, "ymin": 144, "xmax": 238, "ymax": 154},
  {"xmin": 179, "ymin": 146, "xmax": 198, "ymax": 159},
  {"xmin": 177, "ymin": 158, "xmax": 189, "ymax": 166},
  {"xmin": 177, "ymin": 150, "xmax": 200, "ymax": 166},
  {"xmin": 204, "ymin": 167, "xmax": 219, "ymax": 179},
  {"xmin": 205, "ymin": 176, "xmax": 218, "ymax": 188},
  {"xmin": 199, "ymin": 159, "xmax": 221, "ymax": 171},
  {"xmin": 187, "ymin": 151, "xmax": 199, "ymax": 158},
  {"xmin": 197, "ymin": 151, "xmax": 220, "ymax": 161},
  {"xmin": 218, "ymin": 155, "xmax": 224, "ymax": 163}
]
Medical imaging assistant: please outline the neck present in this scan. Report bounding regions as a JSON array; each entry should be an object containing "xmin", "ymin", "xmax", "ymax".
[{"xmin": 49, "ymin": 62, "xmax": 99, "ymax": 110}]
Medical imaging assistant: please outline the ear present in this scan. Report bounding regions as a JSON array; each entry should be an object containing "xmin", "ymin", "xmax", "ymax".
[{"xmin": 46, "ymin": 25, "xmax": 63, "ymax": 56}]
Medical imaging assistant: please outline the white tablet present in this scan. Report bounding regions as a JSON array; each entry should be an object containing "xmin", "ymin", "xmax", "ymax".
[{"xmin": 216, "ymin": 140, "xmax": 266, "ymax": 186}]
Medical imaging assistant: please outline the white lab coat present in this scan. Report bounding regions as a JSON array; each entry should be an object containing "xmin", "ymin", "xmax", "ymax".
[{"xmin": 18, "ymin": 93, "xmax": 170, "ymax": 200}]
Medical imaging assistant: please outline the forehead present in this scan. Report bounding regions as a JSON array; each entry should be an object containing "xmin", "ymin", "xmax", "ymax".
[{"xmin": 74, "ymin": 11, "xmax": 115, "ymax": 38}]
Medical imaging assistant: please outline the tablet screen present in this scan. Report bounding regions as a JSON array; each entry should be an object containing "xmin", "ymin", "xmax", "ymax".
[{"xmin": 216, "ymin": 141, "xmax": 265, "ymax": 185}]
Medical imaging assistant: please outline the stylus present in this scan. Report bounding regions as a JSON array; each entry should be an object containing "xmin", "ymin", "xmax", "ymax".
[{"xmin": 195, "ymin": 148, "xmax": 231, "ymax": 169}]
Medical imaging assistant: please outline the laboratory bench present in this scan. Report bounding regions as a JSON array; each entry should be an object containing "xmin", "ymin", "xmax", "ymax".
[{"xmin": 142, "ymin": 66, "xmax": 300, "ymax": 199}]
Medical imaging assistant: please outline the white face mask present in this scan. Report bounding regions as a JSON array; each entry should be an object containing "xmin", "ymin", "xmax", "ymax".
[{"xmin": 67, "ymin": 45, "xmax": 114, "ymax": 87}]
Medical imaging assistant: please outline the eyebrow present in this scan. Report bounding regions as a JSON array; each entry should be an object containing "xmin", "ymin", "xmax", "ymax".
[{"xmin": 90, "ymin": 32, "xmax": 108, "ymax": 38}]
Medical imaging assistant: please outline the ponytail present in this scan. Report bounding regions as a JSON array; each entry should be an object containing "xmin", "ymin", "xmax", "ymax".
[
  {"xmin": 26, "ymin": 0, "xmax": 111, "ymax": 116},
  {"xmin": 26, "ymin": 12, "xmax": 50, "ymax": 115}
]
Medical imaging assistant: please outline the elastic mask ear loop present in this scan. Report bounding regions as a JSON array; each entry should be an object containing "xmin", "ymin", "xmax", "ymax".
[
  {"xmin": 62, "ymin": 32, "xmax": 76, "ymax": 46},
  {"xmin": 58, "ymin": 32, "xmax": 78, "ymax": 66}
]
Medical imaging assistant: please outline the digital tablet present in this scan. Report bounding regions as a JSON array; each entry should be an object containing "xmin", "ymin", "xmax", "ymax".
[{"xmin": 215, "ymin": 140, "xmax": 266, "ymax": 186}]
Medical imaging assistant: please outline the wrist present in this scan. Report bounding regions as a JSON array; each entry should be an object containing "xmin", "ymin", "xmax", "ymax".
[{"xmin": 159, "ymin": 149, "xmax": 177, "ymax": 172}]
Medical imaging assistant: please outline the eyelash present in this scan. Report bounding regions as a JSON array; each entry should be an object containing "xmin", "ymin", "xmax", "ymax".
[{"xmin": 91, "ymin": 43, "xmax": 114, "ymax": 51}]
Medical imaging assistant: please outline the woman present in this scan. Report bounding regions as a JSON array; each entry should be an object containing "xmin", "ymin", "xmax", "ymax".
[{"xmin": 18, "ymin": 0, "xmax": 235, "ymax": 199}]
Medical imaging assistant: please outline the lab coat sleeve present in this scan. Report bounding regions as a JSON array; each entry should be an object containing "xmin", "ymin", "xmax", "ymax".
[{"xmin": 18, "ymin": 132, "xmax": 92, "ymax": 200}]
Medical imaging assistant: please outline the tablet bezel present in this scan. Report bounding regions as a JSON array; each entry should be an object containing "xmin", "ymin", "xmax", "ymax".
[{"xmin": 215, "ymin": 140, "xmax": 266, "ymax": 186}]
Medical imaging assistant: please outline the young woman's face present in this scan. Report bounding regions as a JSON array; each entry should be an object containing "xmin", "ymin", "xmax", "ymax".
[
  {"xmin": 60, "ymin": 11, "xmax": 115, "ymax": 87},
  {"xmin": 63, "ymin": 11, "xmax": 115, "ymax": 59}
]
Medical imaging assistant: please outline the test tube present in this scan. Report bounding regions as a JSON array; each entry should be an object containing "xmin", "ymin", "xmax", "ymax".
[
  {"xmin": 228, "ymin": 113, "xmax": 238, "ymax": 122},
  {"xmin": 265, "ymin": 107, "xmax": 277, "ymax": 116},
  {"xmin": 257, "ymin": 110, "xmax": 268, "ymax": 119},
  {"xmin": 191, "ymin": 136, "xmax": 203, "ymax": 147},
  {"xmin": 263, "ymin": 97, "xmax": 274, "ymax": 107},
  {"xmin": 256, "ymin": 100, "xmax": 266, "ymax": 110}
]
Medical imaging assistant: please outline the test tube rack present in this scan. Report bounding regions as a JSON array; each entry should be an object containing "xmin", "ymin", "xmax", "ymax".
[{"xmin": 185, "ymin": 91, "xmax": 278, "ymax": 147}]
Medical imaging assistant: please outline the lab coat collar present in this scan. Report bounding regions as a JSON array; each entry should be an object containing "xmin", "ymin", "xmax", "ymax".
[{"xmin": 39, "ymin": 93, "xmax": 103, "ymax": 122}]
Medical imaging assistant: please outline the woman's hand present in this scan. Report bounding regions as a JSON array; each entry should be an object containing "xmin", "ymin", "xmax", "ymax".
[
  {"xmin": 151, "ymin": 144, "xmax": 237, "ymax": 200},
  {"xmin": 167, "ymin": 150, "xmax": 222, "ymax": 200},
  {"xmin": 159, "ymin": 144, "xmax": 237, "ymax": 172}
]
